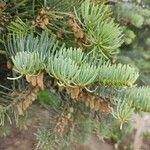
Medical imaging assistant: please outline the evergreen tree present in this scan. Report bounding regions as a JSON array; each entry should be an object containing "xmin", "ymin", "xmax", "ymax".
[{"xmin": 0, "ymin": 0, "xmax": 150, "ymax": 149}]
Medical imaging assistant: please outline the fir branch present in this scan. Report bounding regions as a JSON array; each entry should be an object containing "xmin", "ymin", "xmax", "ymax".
[
  {"xmin": 46, "ymin": 0, "xmax": 85, "ymax": 11},
  {"xmin": 46, "ymin": 47, "xmax": 99, "ymax": 87},
  {"xmin": 97, "ymin": 62, "xmax": 139, "ymax": 87},
  {"xmin": 78, "ymin": 0, "xmax": 123, "ymax": 58},
  {"xmin": 46, "ymin": 47, "xmax": 138, "ymax": 87},
  {"xmin": 7, "ymin": 17, "xmax": 31, "ymax": 34},
  {"xmin": 110, "ymin": 86, "xmax": 150, "ymax": 126},
  {"xmin": 11, "ymin": 51, "xmax": 44, "ymax": 76},
  {"xmin": 6, "ymin": 31, "xmax": 62, "ymax": 56},
  {"xmin": 111, "ymin": 97, "xmax": 134, "ymax": 128},
  {"xmin": 123, "ymin": 86, "xmax": 150, "ymax": 112},
  {"xmin": 46, "ymin": 55, "xmax": 79, "ymax": 86},
  {"xmin": 56, "ymin": 47, "xmax": 85, "ymax": 65}
]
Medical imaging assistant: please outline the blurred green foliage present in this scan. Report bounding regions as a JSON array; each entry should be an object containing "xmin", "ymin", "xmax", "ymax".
[{"xmin": 37, "ymin": 90, "xmax": 61, "ymax": 110}]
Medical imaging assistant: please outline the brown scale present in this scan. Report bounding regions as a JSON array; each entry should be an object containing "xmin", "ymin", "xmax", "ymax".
[
  {"xmin": 33, "ymin": 8, "xmax": 50, "ymax": 29},
  {"xmin": 11, "ymin": 86, "xmax": 39, "ymax": 115},
  {"xmin": 56, "ymin": 107, "xmax": 74, "ymax": 135},
  {"xmin": 56, "ymin": 31, "xmax": 63, "ymax": 39},
  {"xmin": 0, "ymin": 2, "xmax": 10, "ymax": 28},
  {"xmin": 66, "ymin": 86, "xmax": 110, "ymax": 113},
  {"xmin": 68, "ymin": 15, "xmax": 90, "ymax": 48},
  {"xmin": 25, "ymin": 72, "xmax": 44, "ymax": 90},
  {"xmin": 66, "ymin": 87, "xmax": 82, "ymax": 100},
  {"xmin": 79, "ymin": 92, "xmax": 110, "ymax": 112}
]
